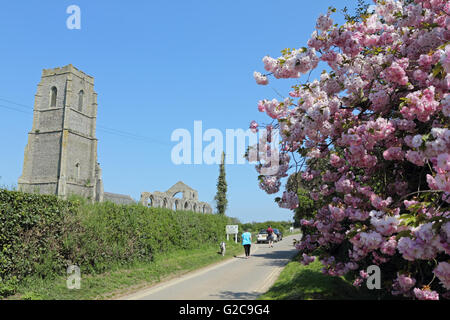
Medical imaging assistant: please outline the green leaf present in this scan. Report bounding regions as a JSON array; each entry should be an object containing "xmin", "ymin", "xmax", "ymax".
[
  {"xmin": 432, "ymin": 62, "xmax": 445, "ymax": 79},
  {"xmin": 396, "ymin": 230, "xmax": 412, "ymax": 240}
]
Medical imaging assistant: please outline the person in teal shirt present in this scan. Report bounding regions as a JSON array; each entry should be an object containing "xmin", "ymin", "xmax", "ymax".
[{"xmin": 241, "ymin": 229, "xmax": 252, "ymax": 259}]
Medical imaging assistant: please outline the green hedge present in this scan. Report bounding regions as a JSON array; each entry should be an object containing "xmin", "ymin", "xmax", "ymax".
[
  {"xmin": 0, "ymin": 189, "xmax": 231, "ymax": 297},
  {"xmin": 0, "ymin": 190, "xmax": 77, "ymax": 288}
]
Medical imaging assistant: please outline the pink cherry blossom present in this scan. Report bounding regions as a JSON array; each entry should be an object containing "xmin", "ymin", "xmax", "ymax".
[
  {"xmin": 405, "ymin": 150, "xmax": 426, "ymax": 166},
  {"xmin": 392, "ymin": 274, "xmax": 416, "ymax": 296},
  {"xmin": 383, "ymin": 147, "xmax": 405, "ymax": 161},
  {"xmin": 250, "ymin": 0, "xmax": 450, "ymax": 299},
  {"xmin": 382, "ymin": 59, "xmax": 409, "ymax": 86},
  {"xmin": 441, "ymin": 44, "xmax": 450, "ymax": 74},
  {"xmin": 253, "ymin": 71, "xmax": 268, "ymax": 85},
  {"xmin": 249, "ymin": 120, "xmax": 259, "ymax": 133},
  {"xmin": 301, "ymin": 253, "xmax": 316, "ymax": 265},
  {"xmin": 381, "ymin": 237, "xmax": 397, "ymax": 256},
  {"xmin": 411, "ymin": 135, "xmax": 423, "ymax": 148},
  {"xmin": 413, "ymin": 288, "xmax": 439, "ymax": 300},
  {"xmin": 279, "ymin": 191, "xmax": 299, "ymax": 210},
  {"xmin": 437, "ymin": 153, "xmax": 450, "ymax": 171},
  {"xmin": 433, "ymin": 262, "xmax": 450, "ymax": 290}
]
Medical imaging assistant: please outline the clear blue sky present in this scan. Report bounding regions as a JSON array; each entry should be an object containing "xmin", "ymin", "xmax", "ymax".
[{"xmin": 0, "ymin": 0, "xmax": 359, "ymax": 223}]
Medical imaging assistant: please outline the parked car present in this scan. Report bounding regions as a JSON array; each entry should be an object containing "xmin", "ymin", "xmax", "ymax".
[
  {"xmin": 273, "ymin": 228, "xmax": 283, "ymax": 241},
  {"xmin": 257, "ymin": 229, "xmax": 278, "ymax": 243}
]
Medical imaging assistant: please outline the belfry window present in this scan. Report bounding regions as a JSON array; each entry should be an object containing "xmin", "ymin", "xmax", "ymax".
[
  {"xmin": 50, "ymin": 87, "xmax": 57, "ymax": 107},
  {"xmin": 78, "ymin": 90, "xmax": 84, "ymax": 112}
]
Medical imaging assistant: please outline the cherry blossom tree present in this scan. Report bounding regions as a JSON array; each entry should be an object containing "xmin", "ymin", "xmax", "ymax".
[{"xmin": 249, "ymin": 0, "xmax": 449, "ymax": 299}]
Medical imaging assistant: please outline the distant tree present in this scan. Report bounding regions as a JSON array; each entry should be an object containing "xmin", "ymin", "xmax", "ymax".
[
  {"xmin": 228, "ymin": 217, "xmax": 241, "ymax": 225},
  {"xmin": 214, "ymin": 152, "xmax": 228, "ymax": 215}
]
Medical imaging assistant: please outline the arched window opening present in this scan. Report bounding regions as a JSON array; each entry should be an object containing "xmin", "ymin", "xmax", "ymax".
[
  {"xmin": 50, "ymin": 87, "xmax": 57, "ymax": 107},
  {"xmin": 78, "ymin": 90, "xmax": 84, "ymax": 112},
  {"xmin": 173, "ymin": 192, "xmax": 182, "ymax": 199}
]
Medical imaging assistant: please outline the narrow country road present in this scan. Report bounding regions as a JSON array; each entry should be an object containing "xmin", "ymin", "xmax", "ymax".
[{"xmin": 122, "ymin": 234, "xmax": 301, "ymax": 300}]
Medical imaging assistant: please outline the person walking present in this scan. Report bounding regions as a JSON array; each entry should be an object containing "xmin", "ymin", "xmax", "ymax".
[
  {"xmin": 241, "ymin": 228, "xmax": 252, "ymax": 259},
  {"xmin": 267, "ymin": 225, "xmax": 274, "ymax": 248}
]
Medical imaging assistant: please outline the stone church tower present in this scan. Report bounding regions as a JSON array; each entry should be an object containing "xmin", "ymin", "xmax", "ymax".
[{"xmin": 18, "ymin": 65, "xmax": 104, "ymax": 202}]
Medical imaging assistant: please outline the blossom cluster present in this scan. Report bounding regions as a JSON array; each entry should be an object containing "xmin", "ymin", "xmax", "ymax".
[{"xmin": 250, "ymin": 0, "xmax": 450, "ymax": 299}]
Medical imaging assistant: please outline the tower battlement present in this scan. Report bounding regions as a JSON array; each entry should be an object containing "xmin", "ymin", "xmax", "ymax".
[
  {"xmin": 41, "ymin": 64, "xmax": 94, "ymax": 85},
  {"xmin": 18, "ymin": 65, "xmax": 103, "ymax": 202}
]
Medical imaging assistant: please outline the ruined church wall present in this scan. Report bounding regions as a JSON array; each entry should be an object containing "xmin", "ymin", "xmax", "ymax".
[{"xmin": 104, "ymin": 192, "xmax": 135, "ymax": 205}]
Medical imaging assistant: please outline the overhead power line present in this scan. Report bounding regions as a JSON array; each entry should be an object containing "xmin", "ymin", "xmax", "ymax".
[
  {"xmin": 0, "ymin": 97, "xmax": 33, "ymax": 110},
  {"xmin": 0, "ymin": 95, "xmax": 170, "ymax": 146},
  {"xmin": 0, "ymin": 104, "xmax": 32, "ymax": 115}
]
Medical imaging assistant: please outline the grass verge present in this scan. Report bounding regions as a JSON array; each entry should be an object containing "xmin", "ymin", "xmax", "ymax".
[
  {"xmin": 259, "ymin": 257, "xmax": 376, "ymax": 300},
  {"xmin": 5, "ymin": 242, "xmax": 243, "ymax": 300}
]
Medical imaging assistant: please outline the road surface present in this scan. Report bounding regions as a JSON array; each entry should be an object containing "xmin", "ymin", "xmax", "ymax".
[{"xmin": 123, "ymin": 234, "xmax": 301, "ymax": 300}]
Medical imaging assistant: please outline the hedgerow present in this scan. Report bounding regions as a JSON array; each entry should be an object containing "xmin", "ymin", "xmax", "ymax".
[{"xmin": 0, "ymin": 189, "xmax": 231, "ymax": 297}]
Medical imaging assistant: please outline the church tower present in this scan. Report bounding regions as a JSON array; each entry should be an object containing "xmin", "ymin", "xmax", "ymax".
[{"xmin": 18, "ymin": 65, "xmax": 104, "ymax": 202}]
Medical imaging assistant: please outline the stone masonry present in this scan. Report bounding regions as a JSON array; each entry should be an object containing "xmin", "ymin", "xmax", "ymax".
[
  {"xmin": 18, "ymin": 65, "xmax": 103, "ymax": 200},
  {"xmin": 140, "ymin": 181, "xmax": 213, "ymax": 213},
  {"xmin": 18, "ymin": 65, "xmax": 211, "ymax": 212},
  {"xmin": 18, "ymin": 65, "xmax": 134, "ymax": 204}
]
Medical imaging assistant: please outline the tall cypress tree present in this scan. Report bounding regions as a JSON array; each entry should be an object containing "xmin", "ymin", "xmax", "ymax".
[{"xmin": 214, "ymin": 152, "xmax": 228, "ymax": 215}]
